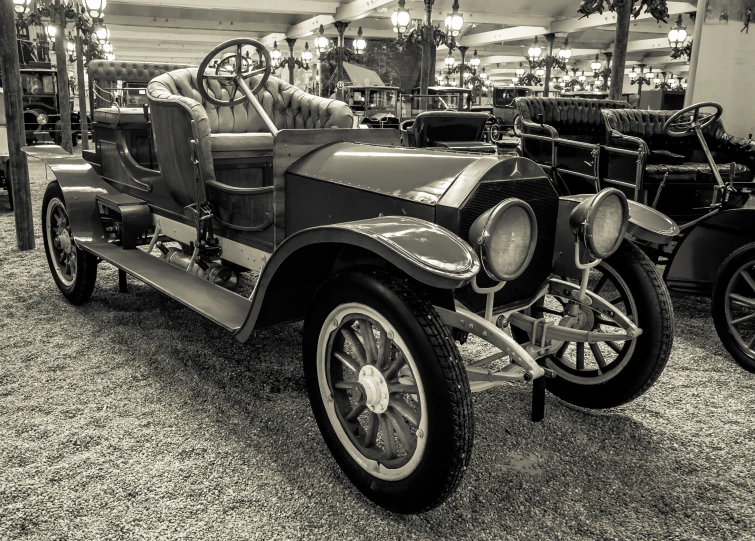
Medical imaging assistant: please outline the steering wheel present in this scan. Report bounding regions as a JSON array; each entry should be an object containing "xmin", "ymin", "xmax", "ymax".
[
  {"xmin": 197, "ymin": 38, "xmax": 271, "ymax": 108},
  {"xmin": 663, "ymin": 101, "xmax": 723, "ymax": 138}
]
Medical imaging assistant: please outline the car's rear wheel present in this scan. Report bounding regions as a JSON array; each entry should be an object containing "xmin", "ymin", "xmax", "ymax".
[
  {"xmin": 303, "ymin": 269, "xmax": 473, "ymax": 514},
  {"xmin": 514, "ymin": 240, "xmax": 673, "ymax": 408},
  {"xmin": 712, "ymin": 242, "xmax": 755, "ymax": 372},
  {"xmin": 490, "ymin": 124, "xmax": 501, "ymax": 142},
  {"xmin": 42, "ymin": 181, "xmax": 97, "ymax": 304}
]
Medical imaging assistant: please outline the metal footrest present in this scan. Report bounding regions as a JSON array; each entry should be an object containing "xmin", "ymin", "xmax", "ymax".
[{"xmin": 84, "ymin": 242, "xmax": 251, "ymax": 332}]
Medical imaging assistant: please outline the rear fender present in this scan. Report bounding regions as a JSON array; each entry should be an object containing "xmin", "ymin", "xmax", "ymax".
[
  {"xmin": 235, "ymin": 216, "xmax": 479, "ymax": 342},
  {"xmin": 22, "ymin": 145, "xmax": 117, "ymax": 247},
  {"xmin": 665, "ymin": 208, "xmax": 755, "ymax": 296}
]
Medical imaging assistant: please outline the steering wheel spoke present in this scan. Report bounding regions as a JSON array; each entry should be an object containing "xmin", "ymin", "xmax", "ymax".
[{"xmin": 197, "ymin": 38, "xmax": 272, "ymax": 108}]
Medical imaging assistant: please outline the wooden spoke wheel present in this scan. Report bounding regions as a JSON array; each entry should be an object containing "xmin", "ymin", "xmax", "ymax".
[{"xmin": 303, "ymin": 270, "xmax": 473, "ymax": 514}]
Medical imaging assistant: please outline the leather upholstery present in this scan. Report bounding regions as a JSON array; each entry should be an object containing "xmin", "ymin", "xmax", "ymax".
[
  {"xmin": 646, "ymin": 162, "xmax": 750, "ymax": 179},
  {"xmin": 87, "ymin": 61, "xmax": 194, "ymax": 83},
  {"xmin": 602, "ymin": 109, "xmax": 755, "ymax": 181},
  {"xmin": 146, "ymin": 68, "xmax": 354, "ymax": 207},
  {"xmin": 515, "ymin": 97, "xmax": 630, "ymax": 140},
  {"xmin": 405, "ymin": 111, "xmax": 489, "ymax": 148}
]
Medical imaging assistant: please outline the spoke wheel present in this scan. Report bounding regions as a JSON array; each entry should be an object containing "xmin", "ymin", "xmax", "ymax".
[
  {"xmin": 514, "ymin": 240, "xmax": 673, "ymax": 408},
  {"xmin": 321, "ymin": 304, "xmax": 427, "ymax": 479},
  {"xmin": 42, "ymin": 182, "xmax": 97, "ymax": 304},
  {"xmin": 490, "ymin": 124, "xmax": 501, "ymax": 142},
  {"xmin": 712, "ymin": 242, "xmax": 755, "ymax": 372},
  {"xmin": 304, "ymin": 270, "xmax": 473, "ymax": 513}
]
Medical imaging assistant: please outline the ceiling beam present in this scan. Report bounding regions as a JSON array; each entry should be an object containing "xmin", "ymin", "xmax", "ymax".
[
  {"xmin": 108, "ymin": 0, "xmax": 340, "ymax": 14},
  {"xmin": 373, "ymin": 9, "xmax": 554, "ymax": 26},
  {"xmin": 626, "ymin": 37, "xmax": 670, "ymax": 52},
  {"xmin": 335, "ymin": 0, "xmax": 395, "ymax": 22},
  {"xmin": 457, "ymin": 26, "xmax": 550, "ymax": 47},
  {"xmin": 286, "ymin": 15, "xmax": 336, "ymax": 39},
  {"xmin": 105, "ymin": 15, "xmax": 290, "ymax": 34}
]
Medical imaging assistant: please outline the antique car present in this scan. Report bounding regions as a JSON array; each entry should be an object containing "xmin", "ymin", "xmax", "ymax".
[
  {"xmin": 490, "ymin": 85, "xmax": 543, "ymax": 140},
  {"xmin": 399, "ymin": 111, "xmax": 497, "ymax": 154},
  {"xmin": 517, "ymin": 96, "xmax": 755, "ymax": 372},
  {"xmin": 28, "ymin": 39, "xmax": 675, "ymax": 514},
  {"xmin": 401, "ymin": 86, "xmax": 472, "ymax": 119},
  {"xmin": 559, "ymin": 90, "xmax": 610, "ymax": 99},
  {"xmin": 0, "ymin": 87, "xmax": 10, "ymax": 209},
  {"xmin": 342, "ymin": 85, "xmax": 400, "ymax": 128},
  {"xmin": 0, "ymin": 66, "xmax": 86, "ymax": 146}
]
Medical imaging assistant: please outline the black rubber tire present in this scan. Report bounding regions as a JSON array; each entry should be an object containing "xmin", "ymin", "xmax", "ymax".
[
  {"xmin": 303, "ymin": 269, "xmax": 474, "ymax": 514},
  {"xmin": 53, "ymin": 122, "xmax": 62, "ymax": 146},
  {"xmin": 42, "ymin": 181, "xmax": 98, "ymax": 304},
  {"xmin": 712, "ymin": 242, "xmax": 755, "ymax": 372},
  {"xmin": 516, "ymin": 240, "xmax": 673, "ymax": 409}
]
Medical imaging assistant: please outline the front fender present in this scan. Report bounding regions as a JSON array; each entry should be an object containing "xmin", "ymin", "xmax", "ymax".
[
  {"xmin": 235, "ymin": 216, "xmax": 479, "ymax": 342},
  {"xmin": 553, "ymin": 195, "xmax": 679, "ymax": 278}
]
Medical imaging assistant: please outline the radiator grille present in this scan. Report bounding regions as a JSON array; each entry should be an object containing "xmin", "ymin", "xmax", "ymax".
[{"xmin": 455, "ymin": 177, "xmax": 559, "ymax": 313}]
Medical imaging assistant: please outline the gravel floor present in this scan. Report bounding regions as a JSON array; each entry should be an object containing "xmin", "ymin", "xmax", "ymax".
[{"xmin": 1, "ymin": 150, "xmax": 754, "ymax": 540}]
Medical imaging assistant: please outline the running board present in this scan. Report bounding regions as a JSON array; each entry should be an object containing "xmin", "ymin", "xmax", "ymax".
[{"xmin": 84, "ymin": 242, "xmax": 251, "ymax": 332}]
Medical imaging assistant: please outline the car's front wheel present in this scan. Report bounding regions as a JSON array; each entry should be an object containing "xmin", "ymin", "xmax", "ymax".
[
  {"xmin": 42, "ymin": 181, "xmax": 97, "ymax": 303},
  {"xmin": 514, "ymin": 240, "xmax": 673, "ymax": 408},
  {"xmin": 303, "ymin": 269, "xmax": 473, "ymax": 514}
]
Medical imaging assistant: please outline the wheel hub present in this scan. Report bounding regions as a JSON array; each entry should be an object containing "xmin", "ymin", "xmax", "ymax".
[
  {"xmin": 58, "ymin": 229, "xmax": 72, "ymax": 254},
  {"xmin": 358, "ymin": 365, "xmax": 390, "ymax": 414}
]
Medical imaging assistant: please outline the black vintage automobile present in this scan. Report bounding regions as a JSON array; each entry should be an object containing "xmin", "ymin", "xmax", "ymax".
[
  {"xmin": 342, "ymin": 85, "xmax": 400, "ymax": 128},
  {"xmin": 516, "ymin": 97, "xmax": 755, "ymax": 372},
  {"xmin": 28, "ymin": 39, "xmax": 675, "ymax": 514},
  {"xmin": 0, "ymin": 66, "xmax": 86, "ymax": 146}
]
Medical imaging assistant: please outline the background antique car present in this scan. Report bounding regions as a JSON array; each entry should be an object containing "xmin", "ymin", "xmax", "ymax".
[
  {"xmin": 0, "ymin": 67, "xmax": 86, "ymax": 146},
  {"xmin": 342, "ymin": 85, "xmax": 400, "ymax": 128},
  {"xmin": 0, "ymin": 87, "xmax": 10, "ymax": 209},
  {"xmin": 401, "ymin": 86, "xmax": 472, "ymax": 119},
  {"xmin": 27, "ymin": 39, "xmax": 674, "ymax": 514},
  {"xmin": 490, "ymin": 85, "xmax": 544, "ymax": 140},
  {"xmin": 517, "ymin": 96, "xmax": 755, "ymax": 372},
  {"xmin": 399, "ymin": 111, "xmax": 497, "ymax": 154}
]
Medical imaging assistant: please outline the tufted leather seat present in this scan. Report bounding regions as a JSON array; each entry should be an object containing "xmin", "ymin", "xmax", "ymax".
[
  {"xmin": 602, "ymin": 109, "xmax": 755, "ymax": 183},
  {"xmin": 88, "ymin": 60, "xmax": 195, "ymax": 84},
  {"xmin": 146, "ymin": 67, "xmax": 353, "ymax": 207},
  {"xmin": 516, "ymin": 97, "xmax": 630, "ymax": 142}
]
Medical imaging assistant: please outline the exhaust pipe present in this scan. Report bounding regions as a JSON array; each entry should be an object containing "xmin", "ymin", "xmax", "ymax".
[{"xmin": 159, "ymin": 246, "xmax": 238, "ymax": 291}]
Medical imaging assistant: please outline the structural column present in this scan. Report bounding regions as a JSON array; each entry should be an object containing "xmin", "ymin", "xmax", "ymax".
[
  {"xmin": 75, "ymin": 26, "xmax": 88, "ymax": 150},
  {"xmin": 52, "ymin": 0, "xmax": 72, "ymax": 153},
  {"xmin": 609, "ymin": 0, "xmax": 632, "ymax": 100},
  {"xmin": 0, "ymin": 0, "xmax": 34, "ymax": 249},
  {"xmin": 419, "ymin": 0, "xmax": 436, "ymax": 94},
  {"xmin": 458, "ymin": 46, "xmax": 467, "ymax": 87},
  {"xmin": 684, "ymin": 0, "xmax": 708, "ymax": 106},
  {"xmin": 543, "ymin": 33, "xmax": 555, "ymax": 97}
]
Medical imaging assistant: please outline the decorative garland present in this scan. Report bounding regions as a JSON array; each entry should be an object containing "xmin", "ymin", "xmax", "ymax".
[{"xmin": 578, "ymin": 0, "xmax": 670, "ymax": 23}]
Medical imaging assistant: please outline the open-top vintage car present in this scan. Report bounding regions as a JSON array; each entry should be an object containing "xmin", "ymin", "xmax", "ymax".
[
  {"xmin": 516, "ymin": 97, "xmax": 755, "ymax": 372},
  {"xmin": 342, "ymin": 85, "xmax": 400, "ymax": 128},
  {"xmin": 489, "ymin": 85, "xmax": 544, "ymax": 140},
  {"xmin": 28, "ymin": 39, "xmax": 675, "ymax": 513}
]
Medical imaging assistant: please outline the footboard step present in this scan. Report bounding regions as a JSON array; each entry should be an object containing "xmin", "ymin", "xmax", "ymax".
[{"xmin": 83, "ymin": 242, "xmax": 251, "ymax": 332}]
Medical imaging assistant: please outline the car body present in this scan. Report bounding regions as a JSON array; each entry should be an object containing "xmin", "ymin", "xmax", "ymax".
[
  {"xmin": 342, "ymin": 85, "xmax": 400, "ymax": 128},
  {"xmin": 27, "ymin": 41, "xmax": 675, "ymax": 514},
  {"xmin": 560, "ymin": 90, "xmax": 610, "ymax": 99}
]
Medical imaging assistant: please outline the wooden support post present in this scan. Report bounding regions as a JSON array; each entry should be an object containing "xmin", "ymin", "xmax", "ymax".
[
  {"xmin": 75, "ymin": 27, "xmax": 88, "ymax": 150},
  {"xmin": 0, "ymin": 0, "xmax": 35, "ymax": 249},
  {"xmin": 543, "ymin": 33, "xmax": 555, "ymax": 97},
  {"xmin": 52, "ymin": 0, "xmax": 72, "ymax": 153},
  {"xmin": 609, "ymin": 0, "xmax": 632, "ymax": 101}
]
